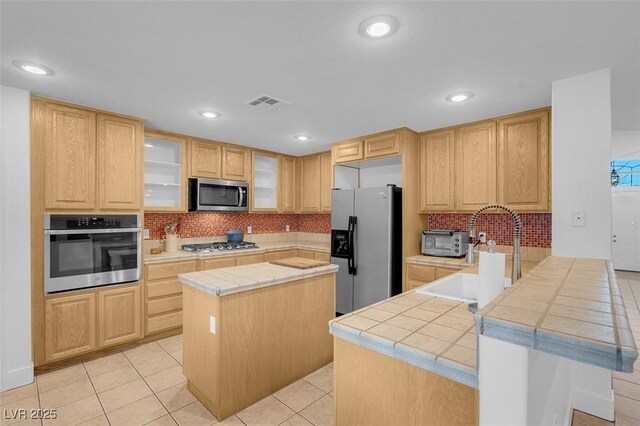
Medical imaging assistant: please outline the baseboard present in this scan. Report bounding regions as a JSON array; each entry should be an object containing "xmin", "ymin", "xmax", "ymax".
[
  {"xmin": 1, "ymin": 363, "xmax": 34, "ymax": 392},
  {"xmin": 571, "ymin": 388, "xmax": 615, "ymax": 421}
]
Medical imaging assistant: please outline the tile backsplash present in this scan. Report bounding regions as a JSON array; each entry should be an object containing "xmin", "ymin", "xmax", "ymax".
[
  {"xmin": 427, "ymin": 213, "xmax": 551, "ymax": 248},
  {"xmin": 144, "ymin": 212, "xmax": 331, "ymax": 240}
]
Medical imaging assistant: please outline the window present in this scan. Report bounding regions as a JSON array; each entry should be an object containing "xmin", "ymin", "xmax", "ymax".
[{"xmin": 611, "ymin": 159, "xmax": 640, "ymax": 187}]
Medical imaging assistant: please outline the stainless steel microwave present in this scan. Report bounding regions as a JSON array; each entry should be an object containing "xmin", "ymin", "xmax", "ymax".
[
  {"xmin": 422, "ymin": 230, "xmax": 469, "ymax": 258},
  {"xmin": 188, "ymin": 178, "xmax": 249, "ymax": 212}
]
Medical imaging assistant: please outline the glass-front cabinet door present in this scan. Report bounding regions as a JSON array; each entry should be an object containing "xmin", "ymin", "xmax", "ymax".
[
  {"xmin": 251, "ymin": 151, "xmax": 278, "ymax": 211},
  {"xmin": 144, "ymin": 130, "xmax": 187, "ymax": 211}
]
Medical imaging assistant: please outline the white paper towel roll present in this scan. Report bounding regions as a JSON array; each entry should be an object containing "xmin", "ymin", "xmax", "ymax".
[{"xmin": 478, "ymin": 251, "xmax": 506, "ymax": 309}]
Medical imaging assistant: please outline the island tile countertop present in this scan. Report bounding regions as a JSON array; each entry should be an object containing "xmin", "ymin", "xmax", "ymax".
[
  {"xmin": 178, "ymin": 260, "xmax": 338, "ymax": 297},
  {"xmin": 474, "ymin": 256, "xmax": 638, "ymax": 372},
  {"xmin": 144, "ymin": 240, "xmax": 330, "ymax": 264}
]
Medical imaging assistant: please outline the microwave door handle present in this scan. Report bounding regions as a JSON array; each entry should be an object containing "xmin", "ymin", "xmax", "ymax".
[{"xmin": 238, "ymin": 187, "xmax": 243, "ymax": 207}]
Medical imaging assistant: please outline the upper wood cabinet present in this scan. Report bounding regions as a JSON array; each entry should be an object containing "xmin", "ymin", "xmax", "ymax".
[
  {"xmin": 320, "ymin": 152, "xmax": 333, "ymax": 212},
  {"xmin": 222, "ymin": 146, "xmax": 250, "ymax": 181},
  {"xmin": 190, "ymin": 138, "xmax": 222, "ymax": 179},
  {"xmin": 98, "ymin": 285, "xmax": 141, "ymax": 348},
  {"xmin": 144, "ymin": 130, "xmax": 188, "ymax": 212},
  {"xmin": 97, "ymin": 114, "xmax": 143, "ymax": 210},
  {"xmin": 251, "ymin": 151, "xmax": 278, "ymax": 212},
  {"xmin": 279, "ymin": 155, "xmax": 296, "ymax": 213},
  {"xmin": 332, "ymin": 140, "xmax": 364, "ymax": 163},
  {"xmin": 301, "ymin": 155, "xmax": 321, "ymax": 212},
  {"xmin": 364, "ymin": 132, "xmax": 400, "ymax": 159},
  {"xmin": 420, "ymin": 130, "xmax": 455, "ymax": 212},
  {"xmin": 497, "ymin": 110, "xmax": 550, "ymax": 211},
  {"xmin": 455, "ymin": 121, "xmax": 497, "ymax": 211},
  {"xmin": 44, "ymin": 102, "xmax": 97, "ymax": 210},
  {"xmin": 45, "ymin": 292, "xmax": 97, "ymax": 362}
]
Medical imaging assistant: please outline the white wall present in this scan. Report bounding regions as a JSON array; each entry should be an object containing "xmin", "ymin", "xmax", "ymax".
[
  {"xmin": 611, "ymin": 130, "xmax": 640, "ymax": 159},
  {"xmin": 358, "ymin": 164, "xmax": 402, "ymax": 188},
  {"xmin": 0, "ymin": 86, "xmax": 33, "ymax": 391},
  {"xmin": 551, "ymin": 69, "xmax": 612, "ymax": 260}
]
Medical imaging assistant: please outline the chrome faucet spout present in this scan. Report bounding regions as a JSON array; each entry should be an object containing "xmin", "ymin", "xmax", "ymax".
[{"xmin": 465, "ymin": 204, "xmax": 522, "ymax": 283}]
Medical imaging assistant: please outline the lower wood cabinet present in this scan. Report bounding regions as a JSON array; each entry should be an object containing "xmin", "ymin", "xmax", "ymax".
[
  {"xmin": 98, "ymin": 285, "xmax": 142, "ymax": 347},
  {"xmin": 263, "ymin": 249, "xmax": 297, "ymax": 262},
  {"xmin": 235, "ymin": 254, "xmax": 264, "ymax": 265},
  {"xmin": 45, "ymin": 292, "xmax": 97, "ymax": 362},
  {"xmin": 405, "ymin": 264, "xmax": 458, "ymax": 291}
]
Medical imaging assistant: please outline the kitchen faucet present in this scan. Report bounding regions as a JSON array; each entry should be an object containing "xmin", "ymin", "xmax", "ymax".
[{"xmin": 466, "ymin": 204, "xmax": 522, "ymax": 283}]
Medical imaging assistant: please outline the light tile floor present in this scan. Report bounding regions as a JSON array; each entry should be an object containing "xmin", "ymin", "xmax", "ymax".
[
  {"xmin": 2, "ymin": 271, "xmax": 638, "ymax": 426},
  {"xmin": 0, "ymin": 334, "xmax": 334, "ymax": 426}
]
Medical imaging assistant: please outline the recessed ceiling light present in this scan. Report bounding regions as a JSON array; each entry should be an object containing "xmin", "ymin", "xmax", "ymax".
[
  {"xmin": 445, "ymin": 92, "xmax": 474, "ymax": 103},
  {"xmin": 198, "ymin": 110, "xmax": 220, "ymax": 119},
  {"xmin": 12, "ymin": 60, "xmax": 54, "ymax": 76},
  {"xmin": 294, "ymin": 135, "xmax": 311, "ymax": 142},
  {"xmin": 359, "ymin": 16, "xmax": 398, "ymax": 39}
]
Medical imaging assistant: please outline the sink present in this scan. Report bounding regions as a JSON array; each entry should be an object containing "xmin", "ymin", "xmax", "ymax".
[{"xmin": 416, "ymin": 273, "xmax": 511, "ymax": 304}]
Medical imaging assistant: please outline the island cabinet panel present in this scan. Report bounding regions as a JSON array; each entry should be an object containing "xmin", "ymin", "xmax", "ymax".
[
  {"xmin": 45, "ymin": 292, "xmax": 97, "ymax": 361},
  {"xmin": 44, "ymin": 102, "xmax": 97, "ymax": 210},
  {"xmin": 364, "ymin": 131, "xmax": 399, "ymax": 159},
  {"xmin": 221, "ymin": 146, "xmax": 250, "ymax": 181},
  {"xmin": 497, "ymin": 110, "xmax": 550, "ymax": 211},
  {"xmin": 420, "ymin": 130, "xmax": 455, "ymax": 212},
  {"xmin": 183, "ymin": 273, "xmax": 335, "ymax": 421},
  {"xmin": 455, "ymin": 121, "xmax": 497, "ymax": 211},
  {"xmin": 190, "ymin": 139, "xmax": 222, "ymax": 179},
  {"xmin": 334, "ymin": 339, "xmax": 478, "ymax": 426},
  {"xmin": 97, "ymin": 114, "xmax": 143, "ymax": 210},
  {"xmin": 98, "ymin": 284, "xmax": 141, "ymax": 348},
  {"xmin": 145, "ymin": 260, "xmax": 197, "ymax": 336},
  {"xmin": 332, "ymin": 139, "xmax": 364, "ymax": 163}
]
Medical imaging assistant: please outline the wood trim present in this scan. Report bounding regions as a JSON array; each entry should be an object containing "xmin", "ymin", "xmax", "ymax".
[{"xmin": 30, "ymin": 95, "xmax": 143, "ymax": 121}]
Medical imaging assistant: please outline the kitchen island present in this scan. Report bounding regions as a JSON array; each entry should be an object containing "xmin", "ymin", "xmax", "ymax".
[{"xmin": 178, "ymin": 260, "xmax": 337, "ymax": 421}]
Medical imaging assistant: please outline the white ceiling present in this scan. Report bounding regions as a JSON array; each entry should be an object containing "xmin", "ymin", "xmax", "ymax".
[{"xmin": 2, "ymin": 1, "xmax": 638, "ymax": 155}]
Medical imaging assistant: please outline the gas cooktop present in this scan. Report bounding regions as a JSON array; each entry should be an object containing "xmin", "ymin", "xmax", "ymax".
[{"xmin": 181, "ymin": 242, "xmax": 258, "ymax": 253}]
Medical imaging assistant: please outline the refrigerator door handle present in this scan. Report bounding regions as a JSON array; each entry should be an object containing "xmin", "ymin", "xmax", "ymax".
[
  {"xmin": 349, "ymin": 216, "xmax": 357, "ymax": 275},
  {"xmin": 347, "ymin": 217, "xmax": 353, "ymax": 275}
]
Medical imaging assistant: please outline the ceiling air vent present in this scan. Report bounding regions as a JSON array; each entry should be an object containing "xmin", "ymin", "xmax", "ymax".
[{"xmin": 245, "ymin": 94, "xmax": 289, "ymax": 112}]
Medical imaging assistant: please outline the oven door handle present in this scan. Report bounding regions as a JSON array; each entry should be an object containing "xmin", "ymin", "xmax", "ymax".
[{"xmin": 45, "ymin": 228, "xmax": 141, "ymax": 235}]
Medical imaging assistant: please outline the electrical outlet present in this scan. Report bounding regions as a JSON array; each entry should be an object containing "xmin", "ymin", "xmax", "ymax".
[
  {"xmin": 143, "ymin": 229, "xmax": 150, "ymax": 239},
  {"xmin": 247, "ymin": 225, "xmax": 253, "ymax": 234},
  {"xmin": 479, "ymin": 232, "xmax": 487, "ymax": 243},
  {"xmin": 209, "ymin": 316, "xmax": 216, "ymax": 334},
  {"xmin": 285, "ymin": 224, "xmax": 290, "ymax": 232}
]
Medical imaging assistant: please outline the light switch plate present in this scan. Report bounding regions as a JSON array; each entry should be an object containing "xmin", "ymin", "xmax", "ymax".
[
  {"xmin": 209, "ymin": 316, "xmax": 216, "ymax": 334},
  {"xmin": 247, "ymin": 225, "xmax": 253, "ymax": 234},
  {"xmin": 285, "ymin": 224, "xmax": 290, "ymax": 232},
  {"xmin": 572, "ymin": 211, "xmax": 586, "ymax": 227}
]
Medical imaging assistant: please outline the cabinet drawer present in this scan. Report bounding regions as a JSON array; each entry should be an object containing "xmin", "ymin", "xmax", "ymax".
[
  {"xmin": 147, "ymin": 278, "xmax": 182, "ymax": 298},
  {"xmin": 235, "ymin": 254, "xmax": 264, "ymax": 265},
  {"xmin": 146, "ymin": 311, "xmax": 182, "ymax": 334},
  {"xmin": 436, "ymin": 267, "xmax": 457, "ymax": 279},
  {"xmin": 407, "ymin": 264, "xmax": 436, "ymax": 283},
  {"xmin": 264, "ymin": 250, "xmax": 297, "ymax": 262},
  {"xmin": 146, "ymin": 260, "xmax": 197, "ymax": 280},
  {"xmin": 333, "ymin": 140, "xmax": 364, "ymax": 163},
  {"xmin": 297, "ymin": 249, "xmax": 315, "ymax": 259},
  {"xmin": 364, "ymin": 133, "xmax": 399, "ymax": 158},
  {"xmin": 200, "ymin": 257, "xmax": 236, "ymax": 271},
  {"xmin": 313, "ymin": 252, "xmax": 330, "ymax": 262},
  {"xmin": 147, "ymin": 295, "xmax": 183, "ymax": 316}
]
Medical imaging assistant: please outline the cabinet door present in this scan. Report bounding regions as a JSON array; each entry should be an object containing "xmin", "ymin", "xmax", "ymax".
[
  {"xmin": 301, "ymin": 156, "xmax": 321, "ymax": 212},
  {"xmin": 235, "ymin": 254, "xmax": 264, "ymax": 265},
  {"xmin": 364, "ymin": 132, "xmax": 399, "ymax": 159},
  {"xmin": 252, "ymin": 152, "xmax": 278, "ymax": 212},
  {"xmin": 222, "ymin": 146, "xmax": 250, "ymax": 181},
  {"xmin": 420, "ymin": 130, "xmax": 455, "ymax": 212},
  {"xmin": 44, "ymin": 103, "xmax": 96, "ymax": 210},
  {"xmin": 455, "ymin": 122, "xmax": 497, "ymax": 211},
  {"xmin": 332, "ymin": 140, "xmax": 364, "ymax": 163},
  {"xmin": 97, "ymin": 114, "xmax": 143, "ymax": 210},
  {"xmin": 406, "ymin": 264, "xmax": 436, "ymax": 291},
  {"xmin": 279, "ymin": 156, "xmax": 296, "ymax": 213},
  {"xmin": 144, "ymin": 131, "xmax": 188, "ymax": 212},
  {"xmin": 45, "ymin": 292, "xmax": 97, "ymax": 361},
  {"xmin": 435, "ymin": 267, "xmax": 457, "ymax": 280},
  {"xmin": 497, "ymin": 110, "xmax": 550, "ymax": 211},
  {"xmin": 264, "ymin": 250, "xmax": 297, "ymax": 262},
  {"xmin": 297, "ymin": 249, "xmax": 315, "ymax": 259},
  {"xmin": 98, "ymin": 285, "xmax": 141, "ymax": 347},
  {"xmin": 190, "ymin": 139, "xmax": 222, "ymax": 179},
  {"xmin": 320, "ymin": 152, "xmax": 333, "ymax": 212},
  {"xmin": 200, "ymin": 257, "xmax": 237, "ymax": 271}
]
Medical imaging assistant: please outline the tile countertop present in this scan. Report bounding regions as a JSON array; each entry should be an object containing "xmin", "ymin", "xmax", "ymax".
[
  {"xmin": 475, "ymin": 256, "xmax": 638, "ymax": 372},
  {"xmin": 144, "ymin": 240, "xmax": 330, "ymax": 265},
  {"xmin": 178, "ymin": 262, "xmax": 339, "ymax": 297}
]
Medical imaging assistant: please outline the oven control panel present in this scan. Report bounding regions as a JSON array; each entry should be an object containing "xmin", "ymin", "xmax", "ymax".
[{"xmin": 45, "ymin": 214, "xmax": 140, "ymax": 230}]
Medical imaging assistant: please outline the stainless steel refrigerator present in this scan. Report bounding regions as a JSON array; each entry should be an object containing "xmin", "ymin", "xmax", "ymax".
[{"xmin": 331, "ymin": 185, "xmax": 402, "ymax": 315}]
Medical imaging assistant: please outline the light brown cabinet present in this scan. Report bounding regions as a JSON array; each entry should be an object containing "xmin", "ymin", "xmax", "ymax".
[
  {"xmin": 332, "ymin": 140, "xmax": 364, "ymax": 163},
  {"xmin": 497, "ymin": 110, "xmax": 550, "ymax": 211},
  {"xmin": 405, "ymin": 264, "xmax": 458, "ymax": 291},
  {"xmin": 45, "ymin": 292, "xmax": 97, "ymax": 361},
  {"xmin": 98, "ymin": 285, "xmax": 142, "ymax": 347},
  {"xmin": 235, "ymin": 254, "xmax": 264, "ymax": 265},
  {"xmin": 279, "ymin": 156, "xmax": 296, "ymax": 213},
  {"xmin": 190, "ymin": 138, "xmax": 222, "ymax": 179},
  {"xmin": 320, "ymin": 152, "xmax": 333, "ymax": 212},
  {"xmin": 364, "ymin": 132, "xmax": 400, "ymax": 159},
  {"xmin": 97, "ymin": 114, "xmax": 143, "ymax": 210},
  {"xmin": 222, "ymin": 146, "xmax": 250, "ymax": 181},
  {"xmin": 263, "ymin": 249, "xmax": 298, "ymax": 262},
  {"xmin": 301, "ymin": 155, "xmax": 321, "ymax": 212},
  {"xmin": 251, "ymin": 151, "xmax": 278, "ymax": 212},
  {"xmin": 44, "ymin": 103, "xmax": 97, "ymax": 210},
  {"xmin": 420, "ymin": 130, "xmax": 455, "ymax": 212}
]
